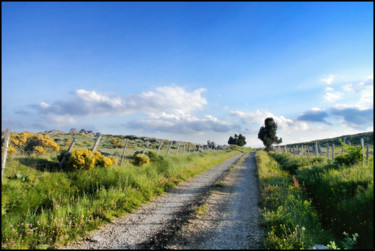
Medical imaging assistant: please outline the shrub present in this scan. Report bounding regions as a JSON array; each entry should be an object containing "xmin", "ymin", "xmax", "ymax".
[
  {"xmin": 66, "ymin": 149, "xmax": 96, "ymax": 170},
  {"xmin": 134, "ymin": 154, "xmax": 150, "ymax": 166},
  {"xmin": 58, "ymin": 150, "xmax": 117, "ymax": 170},
  {"xmin": 23, "ymin": 134, "xmax": 60, "ymax": 155},
  {"xmin": 334, "ymin": 142, "xmax": 363, "ymax": 167},
  {"xmin": 145, "ymin": 150, "xmax": 164, "ymax": 162},
  {"xmin": 96, "ymin": 155, "xmax": 117, "ymax": 167}
]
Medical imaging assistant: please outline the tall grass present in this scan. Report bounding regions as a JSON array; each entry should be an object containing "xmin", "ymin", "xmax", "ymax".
[
  {"xmin": 1, "ymin": 149, "xmax": 243, "ymax": 249},
  {"xmin": 269, "ymin": 151, "xmax": 373, "ymax": 249},
  {"xmin": 255, "ymin": 150, "xmax": 334, "ymax": 249}
]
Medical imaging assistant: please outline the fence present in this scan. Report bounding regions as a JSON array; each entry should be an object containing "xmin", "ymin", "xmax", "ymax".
[
  {"xmin": 1, "ymin": 128, "xmax": 225, "ymax": 179},
  {"xmin": 274, "ymin": 137, "xmax": 373, "ymax": 165}
]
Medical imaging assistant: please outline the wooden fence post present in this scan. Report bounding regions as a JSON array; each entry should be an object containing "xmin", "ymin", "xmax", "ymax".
[
  {"xmin": 315, "ymin": 141, "xmax": 318, "ymax": 156},
  {"xmin": 183, "ymin": 142, "xmax": 186, "ymax": 154},
  {"xmin": 188, "ymin": 144, "xmax": 190, "ymax": 153},
  {"xmin": 332, "ymin": 143, "xmax": 335, "ymax": 160},
  {"xmin": 176, "ymin": 142, "xmax": 180, "ymax": 154},
  {"xmin": 92, "ymin": 133, "xmax": 102, "ymax": 152},
  {"xmin": 120, "ymin": 139, "xmax": 128, "ymax": 166},
  {"xmin": 361, "ymin": 138, "xmax": 365, "ymax": 167},
  {"xmin": 326, "ymin": 143, "xmax": 329, "ymax": 159},
  {"xmin": 60, "ymin": 137, "xmax": 76, "ymax": 168},
  {"xmin": 341, "ymin": 143, "xmax": 344, "ymax": 155},
  {"xmin": 366, "ymin": 144, "xmax": 369, "ymax": 165},
  {"xmin": 166, "ymin": 141, "xmax": 173, "ymax": 157},
  {"xmin": 1, "ymin": 128, "xmax": 11, "ymax": 180},
  {"xmin": 142, "ymin": 141, "xmax": 149, "ymax": 154},
  {"xmin": 157, "ymin": 140, "xmax": 163, "ymax": 154}
]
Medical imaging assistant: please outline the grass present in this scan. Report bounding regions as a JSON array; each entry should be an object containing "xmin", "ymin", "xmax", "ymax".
[
  {"xmin": 264, "ymin": 150, "xmax": 373, "ymax": 249},
  {"xmin": 255, "ymin": 150, "xmax": 335, "ymax": 249},
  {"xmin": 195, "ymin": 202, "xmax": 208, "ymax": 216},
  {"xmin": 1, "ymin": 148, "xmax": 243, "ymax": 249}
]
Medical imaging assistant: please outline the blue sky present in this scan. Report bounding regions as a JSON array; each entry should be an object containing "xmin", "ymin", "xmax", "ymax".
[{"xmin": 2, "ymin": 2, "xmax": 373, "ymax": 147}]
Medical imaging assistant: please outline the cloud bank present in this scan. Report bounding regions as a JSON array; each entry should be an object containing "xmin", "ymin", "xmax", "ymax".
[
  {"xmin": 31, "ymin": 86, "xmax": 207, "ymax": 117},
  {"xmin": 28, "ymin": 85, "xmax": 235, "ymax": 133}
]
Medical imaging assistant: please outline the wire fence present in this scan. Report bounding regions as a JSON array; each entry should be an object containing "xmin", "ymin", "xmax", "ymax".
[
  {"xmin": 274, "ymin": 137, "xmax": 373, "ymax": 165},
  {"xmin": 2, "ymin": 129, "xmax": 228, "ymax": 178}
]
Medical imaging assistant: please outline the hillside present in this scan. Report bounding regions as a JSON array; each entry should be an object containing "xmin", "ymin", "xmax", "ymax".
[{"xmin": 281, "ymin": 131, "xmax": 373, "ymax": 147}]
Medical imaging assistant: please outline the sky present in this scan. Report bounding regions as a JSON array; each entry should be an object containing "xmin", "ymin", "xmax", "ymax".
[{"xmin": 2, "ymin": 2, "xmax": 373, "ymax": 147}]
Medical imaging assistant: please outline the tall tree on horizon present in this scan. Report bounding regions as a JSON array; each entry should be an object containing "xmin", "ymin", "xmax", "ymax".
[{"xmin": 258, "ymin": 117, "xmax": 282, "ymax": 151}]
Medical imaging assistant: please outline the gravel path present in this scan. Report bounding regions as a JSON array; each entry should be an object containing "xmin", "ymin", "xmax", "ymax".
[
  {"xmin": 59, "ymin": 152, "xmax": 245, "ymax": 249},
  {"xmin": 167, "ymin": 151, "xmax": 263, "ymax": 249}
]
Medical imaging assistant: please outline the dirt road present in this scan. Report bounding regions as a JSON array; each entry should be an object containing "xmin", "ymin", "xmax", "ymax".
[
  {"xmin": 60, "ymin": 152, "xmax": 263, "ymax": 249},
  {"xmin": 167, "ymin": 151, "xmax": 263, "ymax": 249}
]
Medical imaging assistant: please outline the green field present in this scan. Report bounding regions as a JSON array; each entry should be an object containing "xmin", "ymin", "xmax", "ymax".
[{"xmin": 1, "ymin": 130, "xmax": 247, "ymax": 249}]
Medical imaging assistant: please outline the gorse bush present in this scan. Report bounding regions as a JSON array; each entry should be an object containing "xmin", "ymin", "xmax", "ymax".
[
  {"xmin": 57, "ymin": 150, "xmax": 116, "ymax": 170},
  {"xmin": 24, "ymin": 134, "xmax": 60, "ymax": 155},
  {"xmin": 7, "ymin": 132, "xmax": 59, "ymax": 155},
  {"xmin": 134, "ymin": 153, "xmax": 150, "ymax": 166}
]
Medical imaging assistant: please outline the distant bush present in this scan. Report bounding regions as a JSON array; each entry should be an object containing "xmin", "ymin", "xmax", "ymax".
[
  {"xmin": 145, "ymin": 150, "xmax": 164, "ymax": 162},
  {"xmin": 23, "ymin": 134, "xmax": 60, "ymax": 155},
  {"xmin": 334, "ymin": 141, "xmax": 363, "ymax": 167},
  {"xmin": 134, "ymin": 154, "xmax": 150, "ymax": 166}
]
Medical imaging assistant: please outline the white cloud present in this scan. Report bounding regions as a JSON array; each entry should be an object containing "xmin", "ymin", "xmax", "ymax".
[
  {"xmin": 324, "ymin": 89, "xmax": 343, "ymax": 102},
  {"xmin": 321, "ymin": 75, "xmax": 335, "ymax": 84},
  {"xmin": 31, "ymin": 85, "xmax": 207, "ymax": 118},
  {"xmin": 29, "ymin": 85, "xmax": 236, "ymax": 134},
  {"xmin": 40, "ymin": 102, "xmax": 50, "ymax": 109},
  {"xmin": 46, "ymin": 115, "xmax": 77, "ymax": 125},
  {"xmin": 229, "ymin": 110, "xmax": 309, "ymax": 131},
  {"xmin": 127, "ymin": 114, "xmax": 236, "ymax": 134}
]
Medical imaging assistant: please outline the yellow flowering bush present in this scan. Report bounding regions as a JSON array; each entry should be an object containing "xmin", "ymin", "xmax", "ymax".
[
  {"xmin": 34, "ymin": 146, "xmax": 47, "ymax": 155},
  {"xmin": 134, "ymin": 153, "xmax": 150, "ymax": 166},
  {"xmin": 24, "ymin": 134, "xmax": 59, "ymax": 155},
  {"xmin": 66, "ymin": 149, "xmax": 96, "ymax": 170},
  {"xmin": 59, "ymin": 150, "xmax": 116, "ymax": 170},
  {"xmin": 96, "ymin": 155, "xmax": 117, "ymax": 167},
  {"xmin": 6, "ymin": 132, "xmax": 59, "ymax": 155},
  {"xmin": 9, "ymin": 132, "xmax": 35, "ymax": 154},
  {"xmin": 7, "ymin": 146, "xmax": 17, "ymax": 155}
]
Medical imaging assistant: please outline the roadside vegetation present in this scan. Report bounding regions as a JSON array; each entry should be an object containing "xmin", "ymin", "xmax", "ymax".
[
  {"xmin": 1, "ymin": 130, "xmax": 248, "ymax": 249},
  {"xmin": 256, "ymin": 142, "xmax": 373, "ymax": 249}
]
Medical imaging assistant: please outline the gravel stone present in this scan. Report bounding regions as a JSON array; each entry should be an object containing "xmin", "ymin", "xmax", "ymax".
[
  {"xmin": 58, "ymin": 153, "xmax": 246, "ymax": 249},
  {"xmin": 167, "ymin": 152, "xmax": 263, "ymax": 249}
]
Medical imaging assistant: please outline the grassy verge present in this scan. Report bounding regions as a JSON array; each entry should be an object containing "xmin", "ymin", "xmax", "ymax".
[
  {"xmin": 269, "ymin": 151, "xmax": 373, "ymax": 249},
  {"xmin": 1, "ymin": 149, "xmax": 242, "ymax": 249},
  {"xmin": 255, "ymin": 150, "xmax": 334, "ymax": 249}
]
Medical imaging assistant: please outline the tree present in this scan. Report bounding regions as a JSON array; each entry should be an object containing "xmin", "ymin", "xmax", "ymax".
[
  {"xmin": 228, "ymin": 136, "xmax": 235, "ymax": 145},
  {"xmin": 237, "ymin": 134, "xmax": 246, "ymax": 146},
  {"xmin": 228, "ymin": 134, "xmax": 246, "ymax": 146},
  {"xmin": 258, "ymin": 117, "xmax": 282, "ymax": 151}
]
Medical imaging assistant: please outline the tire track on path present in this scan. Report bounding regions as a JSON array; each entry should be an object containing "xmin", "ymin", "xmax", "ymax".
[
  {"xmin": 59, "ymin": 152, "xmax": 245, "ymax": 249},
  {"xmin": 167, "ymin": 151, "xmax": 263, "ymax": 249}
]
